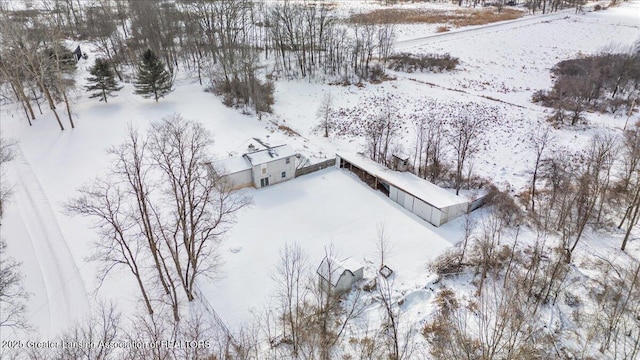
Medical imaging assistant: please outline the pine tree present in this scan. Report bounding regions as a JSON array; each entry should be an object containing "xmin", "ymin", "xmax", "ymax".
[
  {"xmin": 134, "ymin": 49, "xmax": 172, "ymax": 102},
  {"xmin": 86, "ymin": 58, "xmax": 122, "ymax": 103}
]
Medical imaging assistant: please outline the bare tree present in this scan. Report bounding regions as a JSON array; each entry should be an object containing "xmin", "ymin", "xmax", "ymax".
[
  {"xmin": 0, "ymin": 10, "xmax": 61, "ymax": 129},
  {"xmin": 447, "ymin": 104, "xmax": 487, "ymax": 195},
  {"xmin": 473, "ymin": 215, "xmax": 504, "ymax": 297},
  {"xmin": 621, "ymin": 122, "xmax": 640, "ymax": 191},
  {"xmin": 68, "ymin": 115, "xmax": 249, "ymax": 323},
  {"xmin": 0, "ymin": 239, "xmax": 29, "ymax": 330},
  {"xmin": 376, "ymin": 222, "xmax": 393, "ymax": 270},
  {"xmin": 316, "ymin": 92, "xmax": 334, "ymax": 138},
  {"xmin": 271, "ymin": 242, "xmax": 309, "ymax": 356},
  {"xmin": 377, "ymin": 275, "xmax": 414, "ymax": 360},
  {"xmin": 0, "ymin": 50, "xmax": 36, "ymax": 126},
  {"xmin": 0, "ymin": 138, "xmax": 27, "ymax": 332},
  {"xmin": 66, "ymin": 178, "xmax": 156, "ymax": 316},
  {"xmin": 567, "ymin": 133, "xmax": 618, "ymax": 258},
  {"xmin": 363, "ymin": 94, "xmax": 402, "ymax": 165},
  {"xmin": 0, "ymin": 137, "xmax": 15, "ymax": 219},
  {"xmin": 54, "ymin": 301, "xmax": 121, "ymax": 360},
  {"xmin": 620, "ymin": 181, "xmax": 640, "ymax": 251},
  {"xmin": 593, "ymin": 258, "xmax": 640, "ymax": 356},
  {"xmin": 148, "ymin": 115, "xmax": 250, "ymax": 304},
  {"xmin": 530, "ymin": 126, "xmax": 553, "ymax": 212},
  {"xmin": 412, "ymin": 105, "xmax": 447, "ymax": 182},
  {"xmin": 458, "ymin": 214, "xmax": 476, "ymax": 267}
]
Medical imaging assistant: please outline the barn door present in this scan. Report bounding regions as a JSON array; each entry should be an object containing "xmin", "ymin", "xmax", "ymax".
[{"xmin": 397, "ymin": 190, "xmax": 405, "ymax": 206}]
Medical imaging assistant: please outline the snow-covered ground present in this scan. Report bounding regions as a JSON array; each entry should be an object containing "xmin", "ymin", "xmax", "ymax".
[
  {"xmin": 0, "ymin": 0, "xmax": 638, "ymax": 355},
  {"xmin": 199, "ymin": 167, "xmax": 460, "ymax": 326}
]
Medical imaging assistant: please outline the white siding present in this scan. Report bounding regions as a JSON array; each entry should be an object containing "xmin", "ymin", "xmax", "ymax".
[
  {"xmin": 441, "ymin": 203, "xmax": 468, "ymax": 225},
  {"xmin": 397, "ymin": 189, "xmax": 405, "ymax": 207},
  {"xmin": 352, "ymin": 268, "xmax": 364, "ymax": 282},
  {"xmin": 431, "ymin": 210, "xmax": 442, "ymax": 227},
  {"xmin": 390, "ymin": 186, "xmax": 451, "ymax": 227},
  {"xmin": 335, "ymin": 273, "xmax": 355, "ymax": 293},
  {"xmin": 403, "ymin": 194, "xmax": 414, "ymax": 212},
  {"xmin": 390, "ymin": 186, "xmax": 398, "ymax": 202},
  {"xmin": 413, "ymin": 199, "xmax": 434, "ymax": 224},
  {"xmin": 252, "ymin": 157, "xmax": 296, "ymax": 188},
  {"xmin": 226, "ymin": 169, "xmax": 253, "ymax": 189}
]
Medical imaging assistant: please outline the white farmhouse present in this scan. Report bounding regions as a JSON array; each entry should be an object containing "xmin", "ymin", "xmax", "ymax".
[
  {"xmin": 317, "ymin": 257, "xmax": 364, "ymax": 294},
  {"xmin": 211, "ymin": 144, "xmax": 296, "ymax": 189}
]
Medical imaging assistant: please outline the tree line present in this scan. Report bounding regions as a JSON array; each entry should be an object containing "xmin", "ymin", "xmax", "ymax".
[
  {"xmin": 0, "ymin": 0, "xmax": 398, "ymax": 129},
  {"xmin": 326, "ymin": 96, "xmax": 499, "ymax": 195}
]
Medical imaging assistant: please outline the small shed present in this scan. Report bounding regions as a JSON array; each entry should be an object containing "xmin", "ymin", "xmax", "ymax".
[
  {"xmin": 73, "ymin": 45, "xmax": 83, "ymax": 62},
  {"xmin": 391, "ymin": 154, "xmax": 410, "ymax": 172},
  {"xmin": 317, "ymin": 257, "xmax": 364, "ymax": 294}
]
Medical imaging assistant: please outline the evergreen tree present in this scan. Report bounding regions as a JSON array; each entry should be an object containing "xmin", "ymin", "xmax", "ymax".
[
  {"xmin": 134, "ymin": 49, "xmax": 172, "ymax": 102},
  {"xmin": 85, "ymin": 58, "xmax": 122, "ymax": 103}
]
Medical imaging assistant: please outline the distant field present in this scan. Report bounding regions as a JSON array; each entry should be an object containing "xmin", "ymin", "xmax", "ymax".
[{"xmin": 350, "ymin": 8, "xmax": 524, "ymax": 27}]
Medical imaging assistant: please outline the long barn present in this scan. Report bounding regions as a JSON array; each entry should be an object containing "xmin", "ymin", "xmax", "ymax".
[{"xmin": 336, "ymin": 153, "xmax": 469, "ymax": 227}]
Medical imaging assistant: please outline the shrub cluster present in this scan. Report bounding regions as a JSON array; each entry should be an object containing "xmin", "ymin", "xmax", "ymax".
[
  {"xmin": 532, "ymin": 48, "xmax": 640, "ymax": 124},
  {"xmin": 387, "ymin": 53, "xmax": 459, "ymax": 73}
]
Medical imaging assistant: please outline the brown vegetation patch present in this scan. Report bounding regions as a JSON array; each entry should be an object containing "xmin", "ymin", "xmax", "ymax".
[
  {"xmin": 349, "ymin": 8, "xmax": 523, "ymax": 27},
  {"xmin": 277, "ymin": 124, "xmax": 301, "ymax": 137}
]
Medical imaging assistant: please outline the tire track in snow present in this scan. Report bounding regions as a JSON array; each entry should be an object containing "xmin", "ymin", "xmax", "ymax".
[{"xmin": 11, "ymin": 147, "xmax": 89, "ymax": 336}]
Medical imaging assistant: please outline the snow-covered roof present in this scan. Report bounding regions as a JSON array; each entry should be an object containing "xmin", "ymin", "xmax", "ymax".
[
  {"xmin": 212, "ymin": 155, "xmax": 252, "ymax": 175},
  {"xmin": 245, "ymin": 144, "xmax": 295, "ymax": 166},
  {"xmin": 317, "ymin": 257, "xmax": 363, "ymax": 287},
  {"xmin": 233, "ymin": 138, "xmax": 270, "ymax": 155},
  {"xmin": 337, "ymin": 152, "xmax": 468, "ymax": 210}
]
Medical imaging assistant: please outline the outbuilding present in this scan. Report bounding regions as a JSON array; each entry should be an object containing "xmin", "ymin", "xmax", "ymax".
[
  {"xmin": 317, "ymin": 257, "xmax": 364, "ymax": 294},
  {"xmin": 336, "ymin": 152, "xmax": 469, "ymax": 227}
]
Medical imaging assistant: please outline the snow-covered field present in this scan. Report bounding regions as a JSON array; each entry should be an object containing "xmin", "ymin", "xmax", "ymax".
[{"xmin": 0, "ymin": 0, "xmax": 639, "ymax": 356}]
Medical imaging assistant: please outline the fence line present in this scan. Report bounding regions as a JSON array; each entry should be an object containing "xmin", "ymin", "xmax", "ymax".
[
  {"xmin": 192, "ymin": 282, "xmax": 237, "ymax": 346},
  {"xmin": 295, "ymin": 158, "xmax": 336, "ymax": 177},
  {"xmin": 468, "ymin": 195, "xmax": 488, "ymax": 213}
]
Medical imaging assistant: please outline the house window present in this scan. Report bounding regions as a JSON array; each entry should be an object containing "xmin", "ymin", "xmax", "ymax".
[
  {"xmin": 261, "ymin": 164, "xmax": 267, "ymax": 175},
  {"xmin": 286, "ymin": 157, "xmax": 290, "ymax": 164},
  {"xmin": 281, "ymin": 171, "xmax": 286, "ymax": 178}
]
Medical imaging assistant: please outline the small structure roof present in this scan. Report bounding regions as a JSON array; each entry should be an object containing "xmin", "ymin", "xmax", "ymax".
[
  {"xmin": 337, "ymin": 152, "xmax": 468, "ymax": 209},
  {"xmin": 245, "ymin": 144, "xmax": 295, "ymax": 166},
  {"xmin": 317, "ymin": 257, "xmax": 363, "ymax": 287},
  {"xmin": 379, "ymin": 264, "xmax": 394, "ymax": 278}
]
